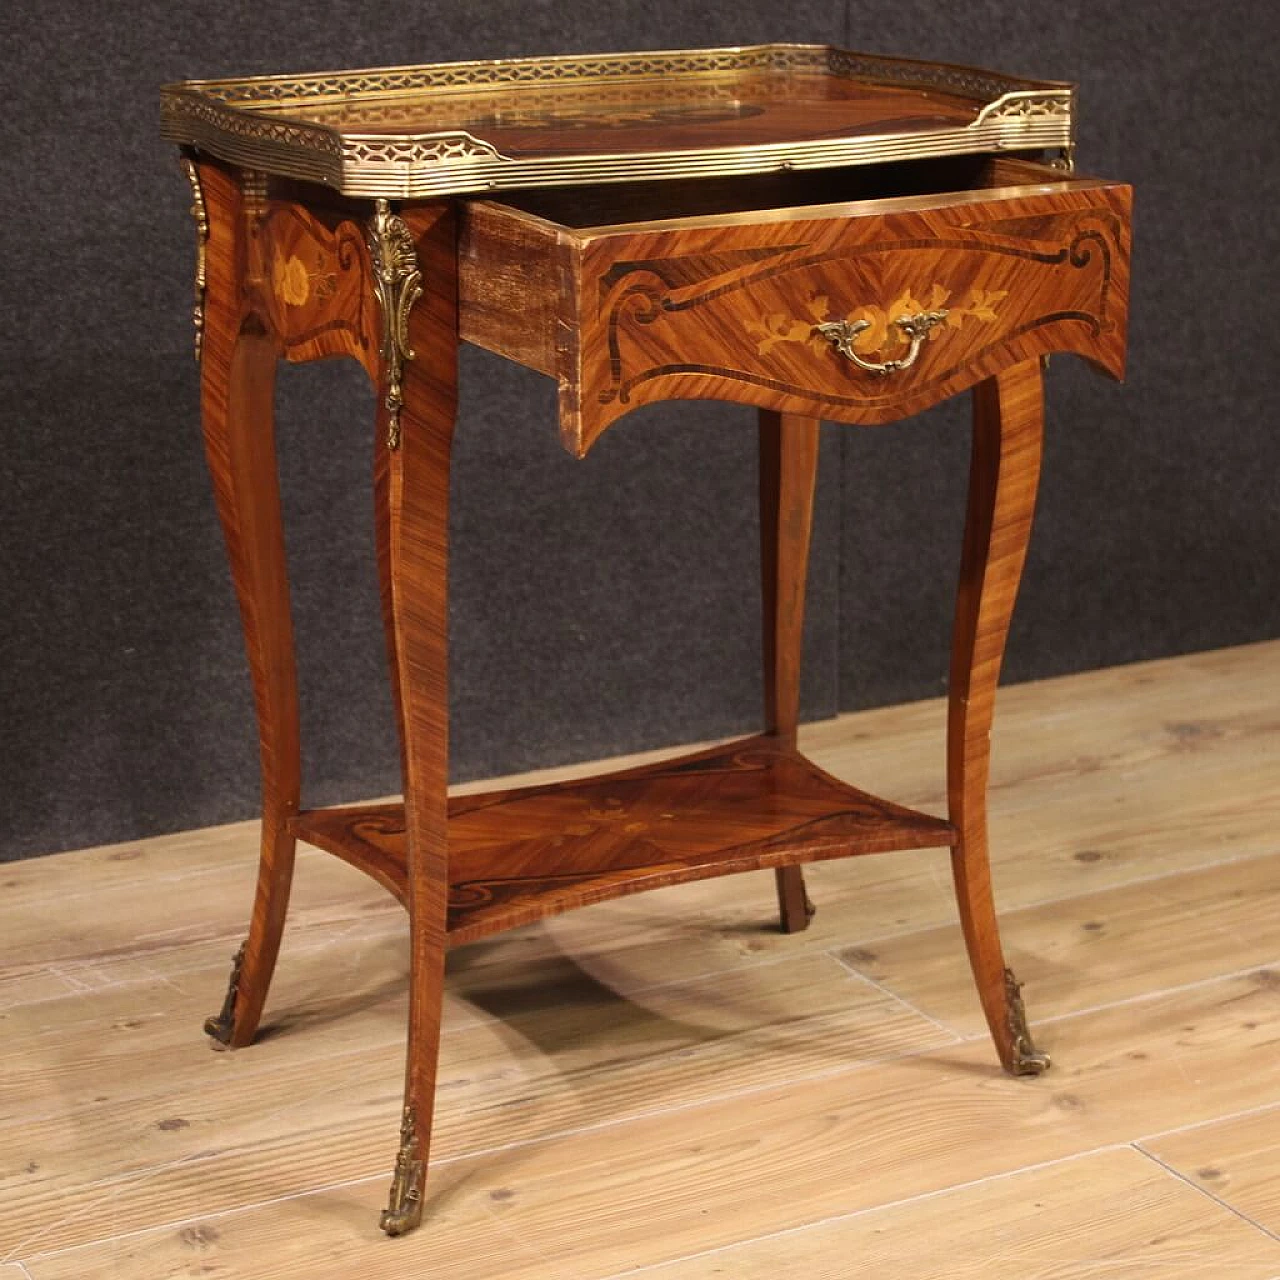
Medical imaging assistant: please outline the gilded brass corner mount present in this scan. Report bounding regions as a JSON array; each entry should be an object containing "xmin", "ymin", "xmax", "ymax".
[
  {"xmin": 179, "ymin": 155, "xmax": 209, "ymax": 362},
  {"xmin": 367, "ymin": 200, "xmax": 423, "ymax": 451}
]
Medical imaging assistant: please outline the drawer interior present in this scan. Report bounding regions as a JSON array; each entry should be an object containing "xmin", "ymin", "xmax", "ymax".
[{"xmin": 478, "ymin": 155, "xmax": 1077, "ymax": 231}]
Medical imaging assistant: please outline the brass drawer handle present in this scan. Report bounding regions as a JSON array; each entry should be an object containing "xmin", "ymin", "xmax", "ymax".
[{"xmin": 816, "ymin": 309, "xmax": 949, "ymax": 376}]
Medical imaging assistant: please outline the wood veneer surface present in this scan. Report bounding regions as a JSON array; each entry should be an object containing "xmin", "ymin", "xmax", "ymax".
[
  {"xmin": 244, "ymin": 75, "xmax": 984, "ymax": 156},
  {"xmin": 290, "ymin": 735, "xmax": 955, "ymax": 944}
]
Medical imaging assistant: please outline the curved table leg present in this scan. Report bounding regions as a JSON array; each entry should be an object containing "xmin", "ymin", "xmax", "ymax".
[
  {"xmin": 760, "ymin": 409, "xmax": 821, "ymax": 934},
  {"xmin": 948, "ymin": 359, "xmax": 1050, "ymax": 1076},
  {"xmin": 373, "ymin": 421, "xmax": 408, "ymax": 779},
  {"xmin": 195, "ymin": 160, "xmax": 299, "ymax": 1050},
  {"xmin": 377, "ymin": 202, "xmax": 458, "ymax": 1237}
]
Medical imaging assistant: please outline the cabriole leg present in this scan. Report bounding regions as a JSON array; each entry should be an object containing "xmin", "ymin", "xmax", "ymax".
[
  {"xmin": 194, "ymin": 158, "xmax": 299, "ymax": 1050},
  {"xmin": 373, "ymin": 413, "xmax": 408, "ymax": 780},
  {"xmin": 760, "ymin": 409, "xmax": 821, "ymax": 934},
  {"xmin": 948, "ymin": 360, "xmax": 1050, "ymax": 1077},
  {"xmin": 374, "ymin": 200, "xmax": 458, "ymax": 1236}
]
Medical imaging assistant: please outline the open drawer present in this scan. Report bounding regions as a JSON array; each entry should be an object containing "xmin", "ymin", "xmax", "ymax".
[{"xmin": 458, "ymin": 156, "xmax": 1131, "ymax": 454}]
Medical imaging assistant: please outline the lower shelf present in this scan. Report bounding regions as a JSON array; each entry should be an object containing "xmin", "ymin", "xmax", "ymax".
[{"xmin": 289, "ymin": 735, "xmax": 955, "ymax": 946}]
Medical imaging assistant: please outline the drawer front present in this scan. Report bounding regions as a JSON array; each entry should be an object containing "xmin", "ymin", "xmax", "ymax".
[{"xmin": 569, "ymin": 181, "xmax": 1129, "ymax": 452}]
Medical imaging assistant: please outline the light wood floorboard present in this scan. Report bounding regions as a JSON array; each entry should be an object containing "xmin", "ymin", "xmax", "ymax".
[
  {"xmin": 833, "ymin": 849, "xmax": 1280, "ymax": 1034},
  {"xmin": 3, "ymin": 640, "xmax": 1278, "ymax": 1277},
  {"xmin": 19, "ymin": 973, "xmax": 1280, "ymax": 1277},
  {"xmin": 1143, "ymin": 1102, "xmax": 1280, "ymax": 1237},
  {"xmin": 600, "ymin": 1147, "xmax": 1280, "ymax": 1280}
]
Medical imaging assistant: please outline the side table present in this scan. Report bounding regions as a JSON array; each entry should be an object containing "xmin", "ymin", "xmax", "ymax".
[{"xmin": 162, "ymin": 45, "xmax": 1130, "ymax": 1236}]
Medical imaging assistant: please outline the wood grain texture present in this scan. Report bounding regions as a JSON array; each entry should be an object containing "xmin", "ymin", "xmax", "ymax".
[
  {"xmin": 6, "ymin": 642, "xmax": 1274, "ymax": 993},
  {"xmin": 381, "ymin": 200, "xmax": 459, "ymax": 1233},
  {"xmin": 1144, "ymin": 1103, "xmax": 1280, "ymax": 1234},
  {"xmin": 233, "ymin": 68, "xmax": 985, "ymax": 157},
  {"xmin": 213, "ymin": 974, "xmax": 1280, "ymax": 1276},
  {"xmin": 4, "ymin": 644, "xmax": 1279, "ymax": 1275},
  {"xmin": 759, "ymin": 410, "xmax": 821, "ymax": 933},
  {"xmin": 581, "ymin": 199, "xmax": 1124, "ymax": 443},
  {"xmin": 948, "ymin": 359, "xmax": 1046, "ymax": 1073},
  {"xmin": 458, "ymin": 199, "xmax": 566, "ymax": 376},
  {"xmin": 161, "ymin": 49, "xmax": 1071, "ymax": 200},
  {"xmin": 193, "ymin": 156, "xmax": 300, "ymax": 1050},
  {"xmin": 288, "ymin": 736, "xmax": 955, "ymax": 945},
  {"xmin": 190, "ymin": 167, "xmax": 385, "ymax": 1054},
  {"xmin": 13, "ymin": 820, "xmax": 1276, "ymax": 1143},
  {"xmin": 180, "ymin": 150, "xmax": 1133, "ymax": 1237},
  {"xmin": 758, "ymin": 413, "xmax": 821, "ymax": 747},
  {"xmin": 372, "ymin": 415, "xmax": 407, "ymax": 786},
  {"xmin": 18, "ymin": 970, "xmax": 1280, "ymax": 1276},
  {"xmin": 2, "ymin": 952, "xmax": 950, "ymax": 1259},
  {"xmin": 621, "ymin": 1147, "xmax": 1280, "ymax": 1279},
  {"xmin": 837, "ymin": 850, "xmax": 1280, "ymax": 1035},
  {"xmin": 250, "ymin": 197, "xmax": 379, "ymax": 377},
  {"xmin": 459, "ymin": 163, "xmax": 1130, "ymax": 454},
  {"xmin": 0, "ymin": 946, "xmax": 938, "ymax": 1133}
]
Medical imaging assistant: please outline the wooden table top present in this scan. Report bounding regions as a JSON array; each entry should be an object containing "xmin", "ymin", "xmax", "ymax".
[{"xmin": 161, "ymin": 44, "xmax": 1074, "ymax": 198}]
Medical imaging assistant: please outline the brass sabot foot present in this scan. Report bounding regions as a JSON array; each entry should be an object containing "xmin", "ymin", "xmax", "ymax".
[
  {"xmin": 1004, "ymin": 967, "xmax": 1051, "ymax": 1076},
  {"xmin": 203, "ymin": 941, "xmax": 246, "ymax": 1048},
  {"xmin": 380, "ymin": 1106, "xmax": 426, "ymax": 1236}
]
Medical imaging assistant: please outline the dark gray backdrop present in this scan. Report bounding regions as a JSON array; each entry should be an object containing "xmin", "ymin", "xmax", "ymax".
[{"xmin": 3, "ymin": 2, "xmax": 1276, "ymax": 861}]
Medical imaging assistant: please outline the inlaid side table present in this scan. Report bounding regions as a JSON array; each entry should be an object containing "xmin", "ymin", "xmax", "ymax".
[{"xmin": 162, "ymin": 45, "xmax": 1130, "ymax": 1236}]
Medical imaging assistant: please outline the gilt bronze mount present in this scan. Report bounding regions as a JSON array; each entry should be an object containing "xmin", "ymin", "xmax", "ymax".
[
  {"xmin": 1004, "ymin": 968, "xmax": 1051, "ymax": 1076},
  {"xmin": 179, "ymin": 155, "xmax": 209, "ymax": 361},
  {"xmin": 380, "ymin": 1106, "xmax": 425, "ymax": 1236},
  {"xmin": 367, "ymin": 199, "xmax": 422, "ymax": 451},
  {"xmin": 203, "ymin": 941, "xmax": 247, "ymax": 1047}
]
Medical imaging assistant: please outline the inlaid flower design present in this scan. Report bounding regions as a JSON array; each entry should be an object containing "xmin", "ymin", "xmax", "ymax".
[
  {"xmin": 271, "ymin": 251, "xmax": 339, "ymax": 307},
  {"xmin": 746, "ymin": 284, "xmax": 1008, "ymax": 358}
]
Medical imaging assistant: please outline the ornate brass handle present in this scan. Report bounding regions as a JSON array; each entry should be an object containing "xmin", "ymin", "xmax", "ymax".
[{"xmin": 816, "ymin": 309, "xmax": 949, "ymax": 376}]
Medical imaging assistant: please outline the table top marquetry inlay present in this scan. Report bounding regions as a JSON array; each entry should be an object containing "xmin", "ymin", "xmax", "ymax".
[{"xmin": 161, "ymin": 43, "xmax": 1074, "ymax": 198}]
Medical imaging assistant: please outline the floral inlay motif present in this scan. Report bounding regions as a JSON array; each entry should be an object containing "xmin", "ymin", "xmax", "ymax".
[
  {"xmin": 746, "ymin": 284, "xmax": 1008, "ymax": 360},
  {"xmin": 271, "ymin": 252, "xmax": 338, "ymax": 307}
]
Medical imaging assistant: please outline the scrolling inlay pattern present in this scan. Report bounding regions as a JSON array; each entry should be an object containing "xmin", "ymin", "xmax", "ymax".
[
  {"xmin": 287, "ymin": 737, "xmax": 957, "ymax": 946},
  {"xmin": 598, "ymin": 223, "xmax": 1116, "ymax": 412}
]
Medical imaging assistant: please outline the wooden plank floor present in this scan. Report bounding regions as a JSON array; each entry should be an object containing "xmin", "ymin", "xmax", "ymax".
[{"xmin": 2, "ymin": 640, "xmax": 1279, "ymax": 1278}]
